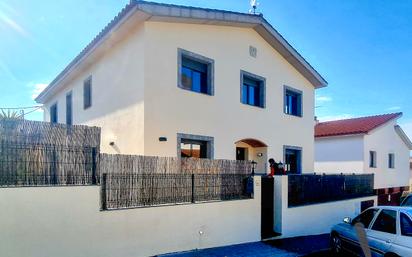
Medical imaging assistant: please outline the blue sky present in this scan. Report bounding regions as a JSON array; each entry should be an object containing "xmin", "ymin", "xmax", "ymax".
[{"xmin": 1, "ymin": 0, "xmax": 412, "ymax": 136}]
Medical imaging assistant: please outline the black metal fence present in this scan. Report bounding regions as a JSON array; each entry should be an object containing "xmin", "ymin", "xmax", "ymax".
[
  {"xmin": 288, "ymin": 174, "xmax": 374, "ymax": 207},
  {"xmin": 100, "ymin": 173, "xmax": 252, "ymax": 210},
  {"xmin": 0, "ymin": 119, "xmax": 100, "ymax": 187}
]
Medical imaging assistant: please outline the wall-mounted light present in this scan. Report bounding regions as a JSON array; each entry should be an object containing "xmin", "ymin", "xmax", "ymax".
[
  {"xmin": 159, "ymin": 137, "xmax": 167, "ymax": 142},
  {"xmin": 257, "ymin": 153, "xmax": 263, "ymax": 157}
]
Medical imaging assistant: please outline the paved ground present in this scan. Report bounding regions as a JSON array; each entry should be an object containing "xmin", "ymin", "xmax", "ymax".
[{"xmin": 160, "ymin": 234, "xmax": 330, "ymax": 257}]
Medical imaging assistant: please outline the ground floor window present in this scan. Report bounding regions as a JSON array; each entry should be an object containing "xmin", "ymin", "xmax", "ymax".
[
  {"xmin": 177, "ymin": 133, "xmax": 214, "ymax": 159},
  {"xmin": 284, "ymin": 146, "xmax": 302, "ymax": 174}
]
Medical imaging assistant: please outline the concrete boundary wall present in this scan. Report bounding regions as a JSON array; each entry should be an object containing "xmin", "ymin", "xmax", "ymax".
[
  {"xmin": 0, "ymin": 177, "xmax": 261, "ymax": 257},
  {"xmin": 274, "ymin": 176, "xmax": 377, "ymax": 238}
]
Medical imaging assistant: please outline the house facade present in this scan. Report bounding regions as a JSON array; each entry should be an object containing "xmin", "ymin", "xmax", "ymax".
[
  {"xmin": 314, "ymin": 113, "xmax": 412, "ymax": 205},
  {"xmin": 35, "ymin": 1, "xmax": 327, "ymax": 174}
]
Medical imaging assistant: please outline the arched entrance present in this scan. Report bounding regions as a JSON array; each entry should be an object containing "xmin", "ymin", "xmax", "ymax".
[{"xmin": 235, "ymin": 138, "xmax": 268, "ymax": 175}]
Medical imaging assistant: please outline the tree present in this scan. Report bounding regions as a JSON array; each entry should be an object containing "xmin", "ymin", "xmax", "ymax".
[{"xmin": 0, "ymin": 109, "xmax": 22, "ymax": 119}]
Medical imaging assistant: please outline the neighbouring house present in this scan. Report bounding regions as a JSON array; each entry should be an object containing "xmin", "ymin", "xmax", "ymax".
[
  {"xmin": 35, "ymin": 1, "xmax": 327, "ymax": 175},
  {"xmin": 314, "ymin": 113, "xmax": 412, "ymax": 205}
]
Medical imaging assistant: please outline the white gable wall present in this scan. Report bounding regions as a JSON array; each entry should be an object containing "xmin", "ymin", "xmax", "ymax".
[
  {"xmin": 364, "ymin": 120, "xmax": 410, "ymax": 189},
  {"xmin": 314, "ymin": 135, "xmax": 364, "ymax": 173}
]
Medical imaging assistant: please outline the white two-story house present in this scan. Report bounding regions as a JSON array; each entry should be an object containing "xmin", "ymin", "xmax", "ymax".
[
  {"xmin": 315, "ymin": 113, "xmax": 412, "ymax": 205},
  {"xmin": 35, "ymin": 1, "xmax": 327, "ymax": 174}
]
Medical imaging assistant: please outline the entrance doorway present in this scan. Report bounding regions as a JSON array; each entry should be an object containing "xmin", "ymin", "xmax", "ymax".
[
  {"xmin": 236, "ymin": 147, "xmax": 247, "ymax": 161},
  {"xmin": 235, "ymin": 138, "xmax": 268, "ymax": 175}
]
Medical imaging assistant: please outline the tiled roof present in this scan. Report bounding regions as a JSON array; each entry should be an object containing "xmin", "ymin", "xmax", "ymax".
[{"xmin": 315, "ymin": 113, "xmax": 402, "ymax": 138}]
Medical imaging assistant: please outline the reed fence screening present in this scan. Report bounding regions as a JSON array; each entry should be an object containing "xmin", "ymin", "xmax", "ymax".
[
  {"xmin": 288, "ymin": 174, "xmax": 375, "ymax": 207},
  {"xmin": 0, "ymin": 119, "xmax": 100, "ymax": 187},
  {"xmin": 99, "ymin": 154, "xmax": 252, "ymax": 175},
  {"xmin": 100, "ymin": 173, "xmax": 252, "ymax": 210},
  {"xmin": 99, "ymin": 154, "xmax": 253, "ymax": 210}
]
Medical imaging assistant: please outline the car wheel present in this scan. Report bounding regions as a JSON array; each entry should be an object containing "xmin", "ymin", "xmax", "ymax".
[{"xmin": 331, "ymin": 233, "xmax": 342, "ymax": 256}]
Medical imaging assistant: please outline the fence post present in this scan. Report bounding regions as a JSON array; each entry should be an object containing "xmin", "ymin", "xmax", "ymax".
[
  {"xmin": 191, "ymin": 174, "xmax": 195, "ymax": 203},
  {"xmin": 100, "ymin": 173, "xmax": 107, "ymax": 211},
  {"xmin": 91, "ymin": 147, "xmax": 97, "ymax": 185}
]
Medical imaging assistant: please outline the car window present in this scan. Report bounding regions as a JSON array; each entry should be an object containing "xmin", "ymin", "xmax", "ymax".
[
  {"xmin": 352, "ymin": 208, "xmax": 379, "ymax": 228},
  {"xmin": 401, "ymin": 213, "xmax": 412, "ymax": 237},
  {"xmin": 371, "ymin": 210, "xmax": 397, "ymax": 234},
  {"xmin": 401, "ymin": 196, "xmax": 412, "ymax": 206}
]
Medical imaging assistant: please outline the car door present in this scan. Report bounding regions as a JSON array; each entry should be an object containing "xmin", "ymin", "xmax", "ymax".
[
  {"xmin": 340, "ymin": 208, "xmax": 379, "ymax": 255},
  {"xmin": 367, "ymin": 209, "xmax": 398, "ymax": 257},
  {"xmin": 390, "ymin": 212, "xmax": 412, "ymax": 257}
]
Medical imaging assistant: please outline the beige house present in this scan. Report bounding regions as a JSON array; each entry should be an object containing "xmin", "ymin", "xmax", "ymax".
[{"xmin": 35, "ymin": 1, "xmax": 327, "ymax": 174}]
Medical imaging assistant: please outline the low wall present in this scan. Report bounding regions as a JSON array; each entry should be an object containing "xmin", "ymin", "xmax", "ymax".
[
  {"xmin": 274, "ymin": 176, "xmax": 377, "ymax": 238},
  {"xmin": 0, "ymin": 177, "xmax": 261, "ymax": 257}
]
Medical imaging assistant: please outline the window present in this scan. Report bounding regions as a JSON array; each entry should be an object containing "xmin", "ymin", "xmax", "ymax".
[
  {"xmin": 388, "ymin": 153, "xmax": 395, "ymax": 169},
  {"xmin": 66, "ymin": 92, "xmax": 72, "ymax": 125},
  {"xmin": 177, "ymin": 133, "xmax": 214, "ymax": 159},
  {"xmin": 402, "ymin": 196, "xmax": 412, "ymax": 207},
  {"xmin": 83, "ymin": 77, "xmax": 92, "ymax": 109},
  {"xmin": 240, "ymin": 71, "xmax": 265, "ymax": 108},
  {"xmin": 371, "ymin": 209, "xmax": 397, "ymax": 234},
  {"xmin": 178, "ymin": 49, "xmax": 214, "ymax": 95},
  {"xmin": 284, "ymin": 86, "xmax": 302, "ymax": 117},
  {"xmin": 181, "ymin": 139, "xmax": 208, "ymax": 158},
  {"xmin": 50, "ymin": 103, "xmax": 58, "ymax": 123},
  {"xmin": 284, "ymin": 146, "xmax": 302, "ymax": 174},
  {"xmin": 401, "ymin": 213, "xmax": 412, "ymax": 237},
  {"xmin": 352, "ymin": 208, "xmax": 379, "ymax": 228},
  {"xmin": 369, "ymin": 151, "xmax": 377, "ymax": 168}
]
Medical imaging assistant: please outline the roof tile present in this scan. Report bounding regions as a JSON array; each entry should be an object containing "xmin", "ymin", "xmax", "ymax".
[{"xmin": 315, "ymin": 113, "xmax": 402, "ymax": 138}]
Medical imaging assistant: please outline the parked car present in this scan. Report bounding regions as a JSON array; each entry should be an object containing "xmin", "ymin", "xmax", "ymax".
[
  {"xmin": 400, "ymin": 192, "xmax": 412, "ymax": 207},
  {"xmin": 330, "ymin": 206, "xmax": 412, "ymax": 256}
]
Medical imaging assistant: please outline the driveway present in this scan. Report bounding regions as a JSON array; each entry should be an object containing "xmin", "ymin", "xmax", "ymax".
[{"xmin": 160, "ymin": 234, "xmax": 330, "ymax": 257}]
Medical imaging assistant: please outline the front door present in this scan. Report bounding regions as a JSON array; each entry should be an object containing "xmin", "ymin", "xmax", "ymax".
[{"xmin": 236, "ymin": 147, "xmax": 247, "ymax": 161}]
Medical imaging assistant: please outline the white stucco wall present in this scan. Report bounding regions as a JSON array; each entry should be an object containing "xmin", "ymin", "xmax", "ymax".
[
  {"xmin": 143, "ymin": 22, "xmax": 316, "ymax": 172},
  {"xmin": 364, "ymin": 120, "xmax": 410, "ymax": 189},
  {"xmin": 315, "ymin": 135, "xmax": 364, "ymax": 173},
  {"xmin": 0, "ymin": 178, "xmax": 261, "ymax": 257},
  {"xmin": 274, "ymin": 176, "xmax": 377, "ymax": 238},
  {"xmin": 43, "ymin": 22, "xmax": 146, "ymax": 155},
  {"xmin": 41, "ymin": 19, "xmax": 317, "ymax": 173}
]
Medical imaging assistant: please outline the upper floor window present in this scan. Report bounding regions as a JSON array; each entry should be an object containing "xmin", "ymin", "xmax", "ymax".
[
  {"xmin": 388, "ymin": 153, "xmax": 395, "ymax": 169},
  {"xmin": 66, "ymin": 92, "xmax": 73, "ymax": 125},
  {"xmin": 178, "ymin": 49, "xmax": 214, "ymax": 95},
  {"xmin": 84, "ymin": 76, "xmax": 92, "ymax": 109},
  {"xmin": 50, "ymin": 103, "xmax": 58, "ymax": 124},
  {"xmin": 284, "ymin": 86, "xmax": 302, "ymax": 117},
  {"xmin": 369, "ymin": 151, "xmax": 377, "ymax": 168},
  {"xmin": 240, "ymin": 70, "xmax": 265, "ymax": 108}
]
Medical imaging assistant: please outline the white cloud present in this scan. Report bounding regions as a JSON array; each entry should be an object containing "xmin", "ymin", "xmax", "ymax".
[
  {"xmin": 316, "ymin": 96, "xmax": 332, "ymax": 103},
  {"xmin": 317, "ymin": 114, "xmax": 354, "ymax": 122},
  {"xmin": 386, "ymin": 106, "xmax": 401, "ymax": 111},
  {"xmin": 30, "ymin": 83, "xmax": 48, "ymax": 100}
]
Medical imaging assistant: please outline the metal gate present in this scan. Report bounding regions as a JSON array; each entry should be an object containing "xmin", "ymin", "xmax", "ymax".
[{"xmin": 261, "ymin": 176, "xmax": 275, "ymax": 239}]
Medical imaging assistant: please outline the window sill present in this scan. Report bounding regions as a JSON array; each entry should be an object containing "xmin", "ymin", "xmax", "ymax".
[
  {"xmin": 241, "ymin": 102, "xmax": 265, "ymax": 109},
  {"xmin": 284, "ymin": 112, "xmax": 303, "ymax": 118},
  {"xmin": 177, "ymin": 85, "xmax": 213, "ymax": 96}
]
